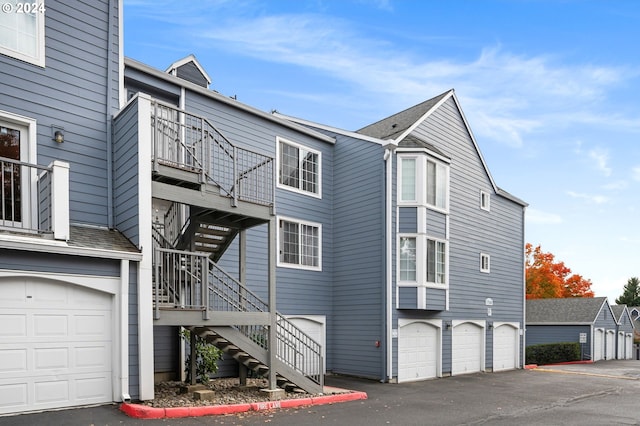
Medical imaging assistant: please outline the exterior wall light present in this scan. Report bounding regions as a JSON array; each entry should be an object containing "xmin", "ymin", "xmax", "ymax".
[{"xmin": 52, "ymin": 126, "xmax": 64, "ymax": 143}]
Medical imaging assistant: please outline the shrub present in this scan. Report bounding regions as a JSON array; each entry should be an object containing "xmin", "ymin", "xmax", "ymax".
[
  {"xmin": 526, "ymin": 342, "xmax": 581, "ymax": 365},
  {"xmin": 181, "ymin": 329, "xmax": 223, "ymax": 384}
]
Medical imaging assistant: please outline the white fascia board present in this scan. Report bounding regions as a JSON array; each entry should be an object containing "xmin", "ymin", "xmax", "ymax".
[{"xmin": 274, "ymin": 112, "xmax": 387, "ymax": 146}]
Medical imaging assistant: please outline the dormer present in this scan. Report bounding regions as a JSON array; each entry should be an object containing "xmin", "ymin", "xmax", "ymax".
[{"xmin": 165, "ymin": 54, "xmax": 212, "ymax": 88}]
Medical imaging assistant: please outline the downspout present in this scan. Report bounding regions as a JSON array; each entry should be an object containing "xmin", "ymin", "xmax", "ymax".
[{"xmin": 384, "ymin": 147, "xmax": 393, "ymax": 381}]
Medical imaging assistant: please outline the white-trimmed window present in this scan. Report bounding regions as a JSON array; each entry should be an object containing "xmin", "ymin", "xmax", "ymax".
[
  {"xmin": 277, "ymin": 138, "xmax": 321, "ymax": 198},
  {"xmin": 399, "ymin": 157, "xmax": 417, "ymax": 202},
  {"xmin": 398, "ymin": 155, "xmax": 448, "ymax": 210},
  {"xmin": 399, "ymin": 236, "xmax": 417, "ymax": 281},
  {"xmin": 480, "ymin": 190, "xmax": 490, "ymax": 211},
  {"xmin": 426, "ymin": 159, "xmax": 447, "ymax": 210},
  {"xmin": 0, "ymin": 1, "xmax": 45, "ymax": 67},
  {"xmin": 278, "ymin": 217, "xmax": 322, "ymax": 270},
  {"xmin": 426, "ymin": 238, "xmax": 446, "ymax": 284},
  {"xmin": 480, "ymin": 253, "xmax": 490, "ymax": 273},
  {"xmin": 398, "ymin": 235, "xmax": 448, "ymax": 285}
]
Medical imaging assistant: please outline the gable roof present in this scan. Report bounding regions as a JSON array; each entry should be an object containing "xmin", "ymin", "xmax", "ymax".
[
  {"xmin": 358, "ymin": 89, "xmax": 527, "ymax": 207},
  {"xmin": 526, "ymin": 297, "xmax": 609, "ymax": 324},
  {"xmin": 357, "ymin": 90, "xmax": 451, "ymax": 140},
  {"xmin": 611, "ymin": 305, "xmax": 627, "ymax": 322},
  {"xmin": 165, "ymin": 54, "xmax": 212, "ymax": 88}
]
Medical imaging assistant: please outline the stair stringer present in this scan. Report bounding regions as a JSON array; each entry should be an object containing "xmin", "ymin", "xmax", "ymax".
[{"xmin": 195, "ymin": 326, "xmax": 323, "ymax": 394}]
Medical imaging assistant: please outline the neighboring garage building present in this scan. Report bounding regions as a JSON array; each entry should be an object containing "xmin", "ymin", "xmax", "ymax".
[
  {"xmin": 611, "ymin": 305, "xmax": 635, "ymax": 359},
  {"xmin": 526, "ymin": 297, "xmax": 619, "ymax": 361}
]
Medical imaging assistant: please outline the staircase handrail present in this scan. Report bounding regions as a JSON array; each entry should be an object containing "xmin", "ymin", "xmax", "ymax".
[
  {"xmin": 152, "ymin": 243, "xmax": 323, "ymax": 388},
  {"xmin": 150, "ymin": 99, "xmax": 274, "ymax": 207}
]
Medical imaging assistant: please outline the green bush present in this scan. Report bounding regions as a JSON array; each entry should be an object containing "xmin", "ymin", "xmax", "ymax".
[
  {"xmin": 181, "ymin": 329, "xmax": 223, "ymax": 384},
  {"xmin": 526, "ymin": 342, "xmax": 581, "ymax": 365}
]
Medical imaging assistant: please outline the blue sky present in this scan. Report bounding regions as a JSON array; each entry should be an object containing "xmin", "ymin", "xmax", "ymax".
[{"xmin": 124, "ymin": 0, "xmax": 640, "ymax": 302}]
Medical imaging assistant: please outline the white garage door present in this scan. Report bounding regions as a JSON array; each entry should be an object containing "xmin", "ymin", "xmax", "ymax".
[
  {"xmin": 0, "ymin": 278, "xmax": 113, "ymax": 415},
  {"xmin": 626, "ymin": 334, "xmax": 633, "ymax": 360},
  {"xmin": 605, "ymin": 330, "xmax": 615, "ymax": 360},
  {"xmin": 617, "ymin": 332, "xmax": 625, "ymax": 360},
  {"xmin": 593, "ymin": 329, "xmax": 603, "ymax": 361},
  {"xmin": 452, "ymin": 322, "xmax": 483, "ymax": 375},
  {"xmin": 493, "ymin": 324, "xmax": 518, "ymax": 372},
  {"xmin": 398, "ymin": 321, "xmax": 438, "ymax": 382}
]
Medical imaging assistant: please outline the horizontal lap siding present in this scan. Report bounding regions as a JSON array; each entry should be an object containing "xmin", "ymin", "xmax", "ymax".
[
  {"xmin": 0, "ymin": 1, "xmax": 117, "ymax": 226},
  {"xmin": 413, "ymin": 98, "xmax": 524, "ymax": 322},
  {"xmin": 526, "ymin": 325, "xmax": 590, "ymax": 346},
  {"xmin": 184, "ymin": 92, "xmax": 336, "ymax": 364},
  {"xmin": 0, "ymin": 249, "xmax": 119, "ymax": 276},
  {"xmin": 595, "ymin": 305, "xmax": 617, "ymax": 330},
  {"xmin": 113, "ymin": 99, "xmax": 141, "ymax": 245},
  {"xmin": 393, "ymin": 97, "xmax": 524, "ymax": 375},
  {"xmin": 331, "ymin": 134, "xmax": 384, "ymax": 379}
]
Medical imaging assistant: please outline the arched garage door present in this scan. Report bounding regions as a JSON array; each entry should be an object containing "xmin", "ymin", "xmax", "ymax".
[
  {"xmin": 593, "ymin": 328, "xmax": 604, "ymax": 361},
  {"xmin": 0, "ymin": 278, "xmax": 113, "ymax": 415},
  {"xmin": 398, "ymin": 321, "xmax": 439, "ymax": 382},
  {"xmin": 493, "ymin": 324, "xmax": 519, "ymax": 371},
  {"xmin": 452, "ymin": 322, "xmax": 483, "ymax": 375},
  {"xmin": 626, "ymin": 334, "xmax": 634, "ymax": 359},
  {"xmin": 605, "ymin": 330, "xmax": 615, "ymax": 360}
]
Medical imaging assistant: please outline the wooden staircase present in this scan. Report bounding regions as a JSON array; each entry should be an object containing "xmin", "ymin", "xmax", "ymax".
[
  {"xmin": 194, "ymin": 326, "xmax": 320, "ymax": 393},
  {"xmin": 152, "ymin": 226, "xmax": 324, "ymax": 394}
]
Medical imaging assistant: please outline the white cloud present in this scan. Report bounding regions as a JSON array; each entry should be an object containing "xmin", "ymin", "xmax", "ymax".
[
  {"xmin": 526, "ymin": 208, "xmax": 563, "ymax": 224},
  {"xmin": 632, "ymin": 166, "xmax": 640, "ymax": 181},
  {"xmin": 588, "ymin": 148, "xmax": 612, "ymax": 176},
  {"xmin": 566, "ymin": 191, "xmax": 608, "ymax": 204}
]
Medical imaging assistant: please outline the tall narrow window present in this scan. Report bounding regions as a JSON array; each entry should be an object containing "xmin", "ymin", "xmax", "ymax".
[
  {"xmin": 0, "ymin": 1, "xmax": 45, "ymax": 66},
  {"xmin": 278, "ymin": 218, "xmax": 321, "ymax": 270},
  {"xmin": 480, "ymin": 190, "xmax": 490, "ymax": 211},
  {"xmin": 426, "ymin": 160, "xmax": 447, "ymax": 209},
  {"xmin": 426, "ymin": 239, "xmax": 446, "ymax": 284},
  {"xmin": 278, "ymin": 139, "xmax": 321, "ymax": 197},
  {"xmin": 400, "ymin": 158, "xmax": 416, "ymax": 202},
  {"xmin": 399, "ymin": 237, "xmax": 417, "ymax": 281},
  {"xmin": 480, "ymin": 253, "xmax": 491, "ymax": 273}
]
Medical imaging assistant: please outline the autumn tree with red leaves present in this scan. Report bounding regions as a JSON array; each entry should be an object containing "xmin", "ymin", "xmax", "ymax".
[{"xmin": 525, "ymin": 243, "xmax": 594, "ymax": 299}]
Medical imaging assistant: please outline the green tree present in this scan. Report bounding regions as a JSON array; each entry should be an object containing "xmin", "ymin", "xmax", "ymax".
[{"xmin": 615, "ymin": 277, "xmax": 640, "ymax": 306}]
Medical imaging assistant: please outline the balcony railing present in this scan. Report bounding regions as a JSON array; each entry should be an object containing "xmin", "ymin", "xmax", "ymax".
[
  {"xmin": 0, "ymin": 157, "xmax": 69, "ymax": 240},
  {"xmin": 150, "ymin": 100, "xmax": 274, "ymax": 207}
]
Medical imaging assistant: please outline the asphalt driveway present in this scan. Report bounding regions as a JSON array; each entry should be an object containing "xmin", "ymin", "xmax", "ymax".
[{"xmin": 3, "ymin": 361, "xmax": 640, "ymax": 425}]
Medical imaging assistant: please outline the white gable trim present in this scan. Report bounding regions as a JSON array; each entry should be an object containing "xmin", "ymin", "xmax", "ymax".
[{"xmin": 165, "ymin": 54, "xmax": 212, "ymax": 86}]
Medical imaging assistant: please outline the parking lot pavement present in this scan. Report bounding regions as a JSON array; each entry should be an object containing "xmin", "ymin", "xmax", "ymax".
[{"xmin": 3, "ymin": 361, "xmax": 640, "ymax": 425}]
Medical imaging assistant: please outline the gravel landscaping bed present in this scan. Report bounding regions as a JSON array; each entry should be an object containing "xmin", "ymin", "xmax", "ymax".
[{"xmin": 141, "ymin": 378, "xmax": 315, "ymax": 407}]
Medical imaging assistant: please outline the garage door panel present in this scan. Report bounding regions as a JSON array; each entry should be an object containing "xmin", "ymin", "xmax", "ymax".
[
  {"xmin": 0, "ymin": 383, "xmax": 27, "ymax": 409},
  {"xmin": 0, "ymin": 314, "xmax": 26, "ymax": 336},
  {"xmin": 0, "ymin": 279, "xmax": 113, "ymax": 414},
  {"xmin": 493, "ymin": 325, "xmax": 517, "ymax": 371},
  {"xmin": 398, "ymin": 322, "xmax": 439, "ymax": 382},
  {"xmin": 452, "ymin": 323, "xmax": 483, "ymax": 376}
]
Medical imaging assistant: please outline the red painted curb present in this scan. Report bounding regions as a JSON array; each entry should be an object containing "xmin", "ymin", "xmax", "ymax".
[
  {"xmin": 120, "ymin": 403, "xmax": 165, "ymax": 419},
  {"xmin": 524, "ymin": 364, "xmax": 538, "ymax": 369},
  {"xmin": 311, "ymin": 391, "xmax": 368, "ymax": 405},
  {"xmin": 120, "ymin": 391, "xmax": 367, "ymax": 419}
]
